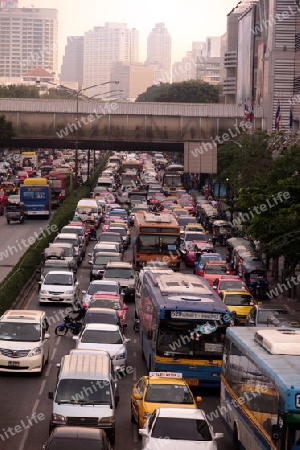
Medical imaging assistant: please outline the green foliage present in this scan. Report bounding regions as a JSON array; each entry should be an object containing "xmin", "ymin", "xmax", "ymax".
[
  {"xmin": 0, "ymin": 84, "xmax": 40, "ymax": 98},
  {"xmin": 136, "ymin": 80, "xmax": 219, "ymax": 103},
  {"xmin": 0, "ymin": 115, "xmax": 14, "ymax": 140}
]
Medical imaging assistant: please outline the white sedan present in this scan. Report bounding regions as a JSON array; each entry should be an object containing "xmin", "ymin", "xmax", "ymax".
[
  {"xmin": 39, "ymin": 271, "xmax": 80, "ymax": 306},
  {"xmin": 73, "ymin": 323, "xmax": 130, "ymax": 371},
  {"xmin": 139, "ymin": 407, "xmax": 223, "ymax": 449}
]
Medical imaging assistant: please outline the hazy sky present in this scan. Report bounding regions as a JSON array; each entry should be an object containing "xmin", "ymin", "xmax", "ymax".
[{"xmin": 19, "ymin": 0, "xmax": 239, "ymax": 65}]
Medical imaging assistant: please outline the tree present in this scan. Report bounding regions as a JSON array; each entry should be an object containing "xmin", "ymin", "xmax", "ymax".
[
  {"xmin": 0, "ymin": 115, "xmax": 14, "ymax": 140},
  {"xmin": 136, "ymin": 80, "xmax": 219, "ymax": 103},
  {"xmin": 0, "ymin": 84, "xmax": 40, "ymax": 98}
]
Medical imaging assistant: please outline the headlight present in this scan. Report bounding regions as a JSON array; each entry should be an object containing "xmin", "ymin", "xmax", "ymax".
[
  {"xmin": 65, "ymin": 290, "xmax": 74, "ymax": 295},
  {"xmin": 92, "ymin": 270, "xmax": 98, "ymax": 274},
  {"xmin": 40, "ymin": 289, "xmax": 48, "ymax": 295},
  {"xmin": 98, "ymin": 416, "xmax": 115, "ymax": 426},
  {"xmin": 115, "ymin": 352, "xmax": 126, "ymax": 360},
  {"xmin": 51, "ymin": 413, "xmax": 66, "ymax": 425},
  {"xmin": 28, "ymin": 347, "xmax": 42, "ymax": 357}
]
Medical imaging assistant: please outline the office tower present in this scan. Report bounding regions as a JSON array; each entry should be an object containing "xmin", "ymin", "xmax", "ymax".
[
  {"xmin": 0, "ymin": 0, "xmax": 18, "ymax": 7},
  {"xmin": 111, "ymin": 61, "xmax": 155, "ymax": 100},
  {"xmin": 0, "ymin": 7, "xmax": 58, "ymax": 83},
  {"xmin": 83, "ymin": 22, "xmax": 139, "ymax": 97},
  {"xmin": 60, "ymin": 36, "xmax": 84, "ymax": 87},
  {"xmin": 146, "ymin": 23, "xmax": 171, "ymax": 83}
]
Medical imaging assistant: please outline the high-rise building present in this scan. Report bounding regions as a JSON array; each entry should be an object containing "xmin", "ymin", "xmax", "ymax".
[
  {"xmin": 60, "ymin": 36, "xmax": 84, "ymax": 87},
  {"xmin": 0, "ymin": 0, "xmax": 18, "ymax": 7},
  {"xmin": 83, "ymin": 22, "xmax": 139, "ymax": 97},
  {"xmin": 146, "ymin": 23, "xmax": 171, "ymax": 83},
  {"xmin": 0, "ymin": 7, "xmax": 58, "ymax": 84},
  {"xmin": 111, "ymin": 61, "xmax": 155, "ymax": 100}
]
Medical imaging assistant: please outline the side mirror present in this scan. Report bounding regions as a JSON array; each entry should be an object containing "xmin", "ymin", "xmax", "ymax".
[
  {"xmin": 44, "ymin": 333, "xmax": 50, "ymax": 339},
  {"xmin": 73, "ymin": 335, "xmax": 79, "ymax": 340},
  {"xmin": 82, "ymin": 290, "xmax": 86, "ymax": 294},
  {"xmin": 88, "ymin": 261, "xmax": 93, "ymax": 265},
  {"xmin": 48, "ymin": 392, "xmax": 54, "ymax": 400},
  {"xmin": 125, "ymin": 338, "xmax": 131, "ymax": 344},
  {"xmin": 214, "ymin": 433, "xmax": 224, "ymax": 440}
]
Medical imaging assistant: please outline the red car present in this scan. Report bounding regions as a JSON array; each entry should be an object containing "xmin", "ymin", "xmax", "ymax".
[
  {"xmin": 87, "ymin": 293, "xmax": 128, "ymax": 327},
  {"xmin": 16, "ymin": 171, "xmax": 29, "ymax": 184},
  {"xmin": 183, "ymin": 240, "xmax": 215, "ymax": 267},
  {"xmin": 201, "ymin": 261, "xmax": 233, "ymax": 285},
  {"xmin": 212, "ymin": 275, "xmax": 248, "ymax": 295}
]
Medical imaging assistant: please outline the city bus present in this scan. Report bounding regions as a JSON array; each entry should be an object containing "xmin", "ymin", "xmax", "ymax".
[
  {"xmin": 133, "ymin": 211, "xmax": 181, "ymax": 270},
  {"xmin": 48, "ymin": 170, "xmax": 72, "ymax": 207},
  {"xmin": 121, "ymin": 158, "xmax": 142, "ymax": 176},
  {"xmin": 20, "ymin": 178, "xmax": 51, "ymax": 218},
  {"xmin": 220, "ymin": 327, "xmax": 300, "ymax": 449},
  {"xmin": 20, "ymin": 151, "xmax": 38, "ymax": 169},
  {"xmin": 162, "ymin": 163, "xmax": 184, "ymax": 193},
  {"xmin": 138, "ymin": 272, "xmax": 232, "ymax": 387}
]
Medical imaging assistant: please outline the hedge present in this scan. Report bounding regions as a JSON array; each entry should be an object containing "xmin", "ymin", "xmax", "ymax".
[{"xmin": 0, "ymin": 152, "xmax": 109, "ymax": 314}]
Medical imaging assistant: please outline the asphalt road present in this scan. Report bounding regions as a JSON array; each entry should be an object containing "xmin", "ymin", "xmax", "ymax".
[
  {"xmin": 0, "ymin": 235, "xmax": 232, "ymax": 450},
  {"xmin": 0, "ymin": 214, "xmax": 51, "ymax": 282}
]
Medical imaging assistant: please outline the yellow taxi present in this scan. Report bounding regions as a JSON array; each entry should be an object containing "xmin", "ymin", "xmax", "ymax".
[
  {"xmin": 185, "ymin": 223, "xmax": 206, "ymax": 233},
  {"xmin": 109, "ymin": 220, "xmax": 131, "ymax": 240},
  {"xmin": 130, "ymin": 372, "xmax": 201, "ymax": 428},
  {"xmin": 219, "ymin": 290, "xmax": 257, "ymax": 325}
]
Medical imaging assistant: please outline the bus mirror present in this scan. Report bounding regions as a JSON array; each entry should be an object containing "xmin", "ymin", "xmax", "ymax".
[
  {"xmin": 271, "ymin": 425, "xmax": 281, "ymax": 442},
  {"xmin": 147, "ymin": 330, "xmax": 153, "ymax": 340}
]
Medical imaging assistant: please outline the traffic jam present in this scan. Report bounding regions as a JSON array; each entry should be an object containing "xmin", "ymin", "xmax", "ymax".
[{"xmin": 0, "ymin": 150, "xmax": 300, "ymax": 450}]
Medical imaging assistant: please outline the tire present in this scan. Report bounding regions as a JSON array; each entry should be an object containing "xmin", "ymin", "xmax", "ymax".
[
  {"xmin": 6, "ymin": 219, "xmax": 10, "ymax": 224},
  {"xmin": 130, "ymin": 406, "xmax": 135, "ymax": 423},
  {"xmin": 233, "ymin": 424, "xmax": 239, "ymax": 450},
  {"xmin": 55, "ymin": 325, "xmax": 68, "ymax": 336}
]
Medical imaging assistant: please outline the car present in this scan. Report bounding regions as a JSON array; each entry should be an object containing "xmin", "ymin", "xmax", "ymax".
[
  {"xmin": 81, "ymin": 280, "xmax": 122, "ymax": 308},
  {"xmin": 73, "ymin": 323, "xmax": 130, "ymax": 372},
  {"xmin": 102, "ymin": 261, "xmax": 135, "ymax": 301},
  {"xmin": 180, "ymin": 231, "xmax": 210, "ymax": 256},
  {"xmin": 219, "ymin": 290, "xmax": 257, "ymax": 325},
  {"xmin": 54, "ymin": 232, "xmax": 84, "ymax": 264},
  {"xmin": 0, "ymin": 310, "xmax": 50, "ymax": 374},
  {"xmin": 194, "ymin": 252, "xmax": 223, "ymax": 275},
  {"xmin": 61, "ymin": 225, "xmax": 87, "ymax": 257},
  {"xmin": 131, "ymin": 372, "xmax": 201, "ymax": 428},
  {"xmin": 89, "ymin": 251, "xmax": 123, "ymax": 281},
  {"xmin": 182, "ymin": 241, "xmax": 215, "ymax": 267},
  {"xmin": 37, "ymin": 259, "xmax": 74, "ymax": 286},
  {"xmin": 49, "ymin": 242, "xmax": 79, "ymax": 269},
  {"xmin": 106, "ymin": 208, "xmax": 129, "ymax": 223},
  {"xmin": 212, "ymin": 275, "xmax": 248, "ymax": 295},
  {"xmin": 42, "ymin": 426, "xmax": 112, "ymax": 450},
  {"xmin": 39, "ymin": 270, "xmax": 80, "ymax": 305},
  {"xmin": 108, "ymin": 226, "xmax": 130, "ymax": 249},
  {"xmin": 245, "ymin": 303, "xmax": 292, "ymax": 327},
  {"xmin": 201, "ymin": 261, "xmax": 233, "ymax": 285},
  {"xmin": 88, "ymin": 293, "xmax": 128, "ymax": 328},
  {"xmin": 139, "ymin": 407, "xmax": 223, "ymax": 449},
  {"xmin": 82, "ymin": 307, "xmax": 124, "ymax": 330},
  {"xmin": 98, "ymin": 232, "xmax": 124, "ymax": 253},
  {"xmin": 89, "ymin": 243, "xmax": 121, "ymax": 260}
]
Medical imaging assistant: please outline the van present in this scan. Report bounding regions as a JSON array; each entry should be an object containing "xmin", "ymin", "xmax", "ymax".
[
  {"xmin": 0, "ymin": 310, "xmax": 50, "ymax": 374},
  {"xmin": 97, "ymin": 177, "xmax": 115, "ymax": 192},
  {"xmin": 48, "ymin": 353, "xmax": 118, "ymax": 444},
  {"xmin": 76, "ymin": 198, "xmax": 101, "ymax": 228},
  {"xmin": 54, "ymin": 233, "xmax": 84, "ymax": 264}
]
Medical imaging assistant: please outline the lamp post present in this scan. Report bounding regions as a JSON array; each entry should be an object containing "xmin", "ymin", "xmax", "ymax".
[{"xmin": 36, "ymin": 79, "xmax": 119, "ymax": 194}]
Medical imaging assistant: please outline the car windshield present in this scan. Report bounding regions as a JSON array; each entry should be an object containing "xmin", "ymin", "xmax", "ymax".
[
  {"xmin": 62, "ymin": 228, "xmax": 83, "ymax": 237},
  {"xmin": 104, "ymin": 268, "xmax": 134, "ymax": 279},
  {"xmin": 94, "ymin": 255, "xmax": 120, "ymax": 265},
  {"xmin": 225, "ymin": 294, "xmax": 253, "ymax": 306},
  {"xmin": 145, "ymin": 384, "xmax": 194, "ymax": 404},
  {"xmin": 205, "ymin": 265, "xmax": 228, "ymax": 274},
  {"xmin": 55, "ymin": 238, "xmax": 78, "ymax": 247},
  {"xmin": 219, "ymin": 280, "xmax": 245, "ymax": 290},
  {"xmin": 80, "ymin": 329, "xmax": 122, "ymax": 344},
  {"xmin": 55, "ymin": 379, "xmax": 112, "ymax": 405},
  {"xmin": 0, "ymin": 323, "xmax": 41, "ymax": 342},
  {"xmin": 87, "ymin": 284, "xmax": 118, "ymax": 295},
  {"xmin": 109, "ymin": 228, "xmax": 126, "ymax": 236},
  {"xmin": 151, "ymin": 417, "xmax": 212, "ymax": 441},
  {"xmin": 84, "ymin": 313, "xmax": 118, "ymax": 325},
  {"xmin": 99, "ymin": 234, "xmax": 121, "ymax": 243},
  {"xmin": 44, "ymin": 273, "xmax": 73, "ymax": 285},
  {"xmin": 90, "ymin": 299, "xmax": 121, "ymax": 310},
  {"xmin": 185, "ymin": 233, "xmax": 208, "ymax": 242}
]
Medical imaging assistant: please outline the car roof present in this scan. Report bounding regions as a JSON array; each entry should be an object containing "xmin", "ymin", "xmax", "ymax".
[
  {"xmin": 44, "ymin": 270, "xmax": 74, "ymax": 276},
  {"xmin": 83, "ymin": 323, "xmax": 120, "ymax": 331},
  {"xmin": 155, "ymin": 407, "xmax": 206, "ymax": 420},
  {"xmin": 85, "ymin": 308, "xmax": 119, "ymax": 315},
  {"xmin": 106, "ymin": 261, "xmax": 133, "ymax": 268},
  {"xmin": 50, "ymin": 426, "xmax": 107, "ymax": 440},
  {"xmin": 89, "ymin": 280, "xmax": 120, "ymax": 285},
  {"xmin": 222, "ymin": 290, "xmax": 253, "ymax": 295}
]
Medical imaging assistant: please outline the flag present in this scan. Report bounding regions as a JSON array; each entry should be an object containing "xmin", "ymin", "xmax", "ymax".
[
  {"xmin": 244, "ymin": 101, "xmax": 250, "ymax": 122},
  {"xmin": 275, "ymin": 100, "xmax": 281, "ymax": 130},
  {"xmin": 289, "ymin": 100, "xmax": 293, "ymax": 130}
]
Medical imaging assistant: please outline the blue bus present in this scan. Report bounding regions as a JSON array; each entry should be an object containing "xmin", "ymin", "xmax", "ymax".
[
  {"xmin": 20, "ymin": 178, "xmax": 51, "ymax": 218},
  {"xmin": 138, "ymin": 272, "xmax": 232, "ymax": 387},
  {"xmin": 220, "ymin": 327, "xmax": 300, "ymax": 449}
]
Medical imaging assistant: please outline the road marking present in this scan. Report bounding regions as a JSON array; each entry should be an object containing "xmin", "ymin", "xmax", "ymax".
[
  {"xmin": 132, "ymin": 366, "xmax": 137, "ymax": 381},
  {"xmin": 18, "ymin": 399, "xmax": 40, "ymax": 450},
  {"xmin": 38, "ymin": 379, "xmax": 47, "ymax": 396},
  {"xmin": 24, "ymin": 284, "xmax": 38, "ymax": 310},
  {"xmin": 45, "ymin": 363, "xmax": 52, "ymax": 378},
  {"xmin": 51, "ymin": 346, "xmax": 58, "ymax": 360}
]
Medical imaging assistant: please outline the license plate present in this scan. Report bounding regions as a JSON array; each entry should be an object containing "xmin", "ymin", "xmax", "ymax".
[
  {"xmin": 8, "ymin": 361, "xmax": 19, "ymax": 366},
  {"xmin": 185, "ymin": 378, "xmax": 199, "ymax": 386},
  {"xmin": 52, "ymin": 296, "xmax": 61, "ymax": 301}
]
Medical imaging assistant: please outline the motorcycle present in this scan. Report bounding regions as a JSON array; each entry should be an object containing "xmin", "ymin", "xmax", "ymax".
[{"xmin": 55, "ymin": 315, "xmax": 82, "ymax": 336}]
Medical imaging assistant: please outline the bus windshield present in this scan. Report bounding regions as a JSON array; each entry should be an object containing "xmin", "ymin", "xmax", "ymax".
[
  {"xmin": 138, "ymin": 235, "xmax": 178, "ymax": 254},
  {"xmin": 156, "ymin": 322, "xmax": 225, "ymax": 359}
]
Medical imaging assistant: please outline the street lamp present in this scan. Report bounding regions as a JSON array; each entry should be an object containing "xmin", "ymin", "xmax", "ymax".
[{"xmin": 36, "ymin": 79, "xmax": 119, "ymax": 193}]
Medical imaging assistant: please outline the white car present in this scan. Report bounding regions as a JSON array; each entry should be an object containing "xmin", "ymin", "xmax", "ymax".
[
  {"xmin": 73, "ymin": 323, "xmax": 130, "ymax": 372},
  {"xmin": 139, "ymin": 407, "xmax": 224, "ymax": 450},
  {"xmin": 81, "ymin": 280, "xmax": 122, "ymax": 308},
  {"xmin": 39, "ymin": 271, "xmax": 80, "ymax": 305}
]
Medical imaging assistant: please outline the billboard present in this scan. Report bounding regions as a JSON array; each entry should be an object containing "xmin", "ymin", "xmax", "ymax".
[{"xmin": 236, "ymin": 8, "xmax": 254, "ymax": 105}]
